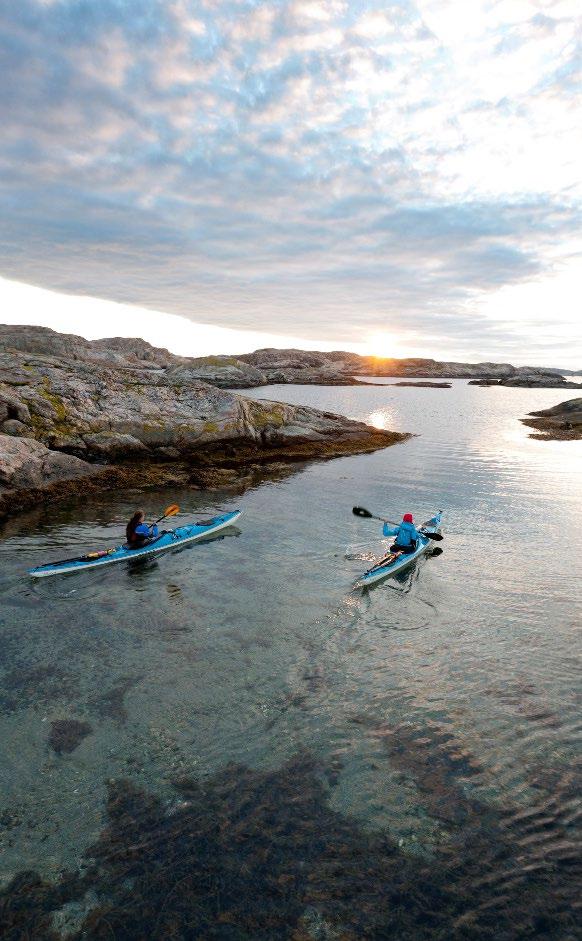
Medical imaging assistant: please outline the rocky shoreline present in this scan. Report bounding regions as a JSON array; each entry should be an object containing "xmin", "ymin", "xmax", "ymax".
[
  {"xmin": 238, "ymin": 348, "xmax": 576, "ymax": 385},
  {"xmin": 2, "ymin": 324, "xmax": 579, "ymax": 520},
  {"xmin": 0, "ymin": 327, "xmax": 409, "ymax": 521},
  {"xmin": 520, "ymin": 398, "xmax": 582, "ymax": 441},
  {"xmin": 2, "ymin": 326, "xmax": 577, "ymax": 389},
  {"xmin": 469, "ymin": 377, "xmax": 582, "ymax": 389}
]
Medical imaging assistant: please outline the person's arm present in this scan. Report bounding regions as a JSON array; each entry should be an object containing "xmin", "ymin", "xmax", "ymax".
[
  {"xmin": 149, "ymin": 523, "xmax": 159, "ymax": 537},
  {"xmin": 383, "ymin": 523, "xmax": 398, "ymax": 537}
]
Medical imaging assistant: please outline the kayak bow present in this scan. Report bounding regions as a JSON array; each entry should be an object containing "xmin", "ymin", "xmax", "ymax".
[
  {"xmin": 355, "ymin": 511, "xmax": 442, "ymax": 589},
  {"xmin": 29, "ymin": 510, "xmax": 242, "ymax": 578}
]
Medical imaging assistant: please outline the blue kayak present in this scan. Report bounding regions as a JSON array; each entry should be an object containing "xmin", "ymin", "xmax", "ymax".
[
  {"xmin": 355, "ymin": 511, "xmax": 442, "ymax": 589},
  {"xmin": 29, "ymin": 510, "xmax": 242, "ymax": 578}
]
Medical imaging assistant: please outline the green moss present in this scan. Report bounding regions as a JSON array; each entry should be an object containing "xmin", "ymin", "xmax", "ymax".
[
  {"xmin": 28, "ymin": 414, "xmax": 45, "ymax": 432},
  {"xmin": 252, "ymin": 404, "xmax": 285, "ymax": 429},
  {"xmin": 196, "ymin": 356, "xmax": 240, "ymax": 367},
  {"xmin": 203, "ymin": 421, "xmax": 219, "ymax": 433},
  {"xmin": 141, "ymin": 422, "xmax": 166, "ymax": 433},
  {"xmin": 39, "ymin": 383, "xmax": 67, "ymax": 421},
  {"xmin": 30, "ymin": 381, "xmax": 81, "ymax": 439}
]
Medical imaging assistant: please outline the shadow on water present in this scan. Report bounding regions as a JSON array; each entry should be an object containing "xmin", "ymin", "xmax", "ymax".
[{"xmin": 1, "ymin": 746, "xmax": 579, "ymax": 940}]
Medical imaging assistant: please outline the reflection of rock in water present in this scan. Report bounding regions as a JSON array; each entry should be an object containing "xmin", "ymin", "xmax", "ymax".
[{"xmin": 1, "ymin": 747, "xmax": 579, "ymax": 940}]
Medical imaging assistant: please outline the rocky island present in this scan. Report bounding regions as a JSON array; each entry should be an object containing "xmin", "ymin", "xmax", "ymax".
[
  {"xmin": 0, "ymin": 326, "xmax": 409, "ymax": 521},
  {"xmin": 520, "ymin": 398, "xmax": 582, "ymax": 440},
  {"xmin": 469, "ymin": 376, "xmax": 582, "ymax": 389},
  {"xmin": 390, "ymin": 381, "xmax": 452, "ymax": 388},
  {"xmin": 237, "ymin": 348, "xmax": 572, "ymax": 386}
]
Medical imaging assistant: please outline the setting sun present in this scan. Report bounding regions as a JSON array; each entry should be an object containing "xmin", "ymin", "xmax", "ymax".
[{"xmin": 362, "ymin": 331, "xmax": 404, "ymax": 360}]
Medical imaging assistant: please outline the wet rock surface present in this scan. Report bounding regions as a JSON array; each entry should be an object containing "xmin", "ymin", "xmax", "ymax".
[{"xmin": 521, "ymin": 397, "xmax": 582, "ymax": 440}]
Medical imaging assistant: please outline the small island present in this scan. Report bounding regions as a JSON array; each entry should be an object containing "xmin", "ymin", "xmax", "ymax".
[
  {"xmin": 390, "ymin": 381, "xmax": 451, "ymax": 388},
  {"xmin": 521, "ymin": 398, "xmax": 582, "ymax": 441},
  {"xmin": 469, "ymin": 376, "xmax": 581, "ymax": 389}
]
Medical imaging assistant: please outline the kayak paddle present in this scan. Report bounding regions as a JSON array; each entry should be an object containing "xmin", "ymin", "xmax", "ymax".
[
  {"xmin": 153, "ymin": 503, "xmax": 180, "ymax": 526},
  {"xmin": 352, "ymin": 506, "xmax": 443, "ymax": 540},
  {"xmin": 33, "ymin": 504, "xmax": 181, "ymax": 570},
  {"xmin": 353, "ymin": 506, "xmax": 398, "ymax": 524}
]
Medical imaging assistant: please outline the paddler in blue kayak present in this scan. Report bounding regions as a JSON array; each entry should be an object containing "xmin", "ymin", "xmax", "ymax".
[
  {"xmin": 126, "ymin": 510, "xmax": 159, "ymax": 549},
  {"xmin": 383, "ymin": 513, "xmax": 421, "ymax": 554}
]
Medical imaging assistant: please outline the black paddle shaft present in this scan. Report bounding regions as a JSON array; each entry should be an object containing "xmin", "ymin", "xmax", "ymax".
[
  {"xmin": 352, "ymin": 506, "xmax": 443, "ymax": 540},
  {"xmin": 352, "ymin": 506, "xmax": 398, "ymax": 525}
]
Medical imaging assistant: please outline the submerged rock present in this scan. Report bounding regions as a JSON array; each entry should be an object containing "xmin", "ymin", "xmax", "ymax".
[
  {"xmin": 521, "ymin": 397, "xmax": 582, "ymax": 440},
  {"xmin": 48, "ymin": 719, "xmax": 93, "ymax": 755},
  {"xmin": 0, "ymin": 749, "xmax": 578, "ymax": 940}
]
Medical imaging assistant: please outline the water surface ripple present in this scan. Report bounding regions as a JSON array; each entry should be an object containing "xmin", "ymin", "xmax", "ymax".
[{"xmin": 1, "ymin": 381, "xmax": 580, "ymax": 939}]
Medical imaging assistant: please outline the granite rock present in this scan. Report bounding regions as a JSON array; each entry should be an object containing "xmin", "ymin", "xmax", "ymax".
[
  {"xmin": 469, "ymin": 376, "xmax": 581, "ymax": 389},
  {"xmin": 521, "ymin": 398, "xmax": 582, "ymax": 440},
  {"xmin": 0, "ymin": 328, "xmax": 409, "ymax": 519}
]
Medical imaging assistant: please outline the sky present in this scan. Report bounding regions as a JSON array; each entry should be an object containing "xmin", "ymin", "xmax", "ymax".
[{"xmin": 0, "ymin": 0, "xmax": 581, "ymax": 366}]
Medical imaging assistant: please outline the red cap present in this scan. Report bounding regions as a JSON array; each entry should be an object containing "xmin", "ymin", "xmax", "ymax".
[{"xmin": 403, "ymin": 513, "xmax": 414, "ymax": 523}]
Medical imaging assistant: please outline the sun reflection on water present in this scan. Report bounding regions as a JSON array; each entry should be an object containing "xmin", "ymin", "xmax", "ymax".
[{"xmin": 367, "ymin": 408, "xmax": 396, "ymax": 430}]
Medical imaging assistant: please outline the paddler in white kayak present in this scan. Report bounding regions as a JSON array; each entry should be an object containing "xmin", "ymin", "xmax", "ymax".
[
  {"xmin": 382, "ymin": 512, "xmax": 421, "ymax": 554},
  {"xmin": 126, "ymin": 510, "xmax": 159, "ymax": 549}
]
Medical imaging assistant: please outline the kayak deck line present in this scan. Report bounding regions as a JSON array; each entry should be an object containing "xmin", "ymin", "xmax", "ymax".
[
  {"xmin": 28, "ymin": 510, "xmax": 242, "ymax": 578},
  {"xmin": 355, "ymin": 511, "xmax": 443, "ymax": 589}
]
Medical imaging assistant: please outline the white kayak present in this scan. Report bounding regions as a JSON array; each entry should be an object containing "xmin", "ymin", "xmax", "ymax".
[{"xmin": 355, "ymin": 511, "xmax": 443, "ymax": 589}]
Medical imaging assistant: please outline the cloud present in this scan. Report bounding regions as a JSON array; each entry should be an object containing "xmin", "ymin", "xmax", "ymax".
[{"xmin": 0, "ymin": 0, "xmax": 581, "ymax": 364}]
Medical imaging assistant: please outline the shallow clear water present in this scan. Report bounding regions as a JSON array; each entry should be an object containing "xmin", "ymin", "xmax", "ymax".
[{"xmin": 1, "ymin": 380, "xmax": 581, "ymax": 938}]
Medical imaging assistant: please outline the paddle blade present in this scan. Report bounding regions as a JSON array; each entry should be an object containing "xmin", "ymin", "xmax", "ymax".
[
  {"xmin": 163, "ymin": 504, "xmax": 180, "ymax": 518},
  {"xmin": 423, "ymin": 531, "xmax": 443, "ymax": 541},
  {"xmin": 352, "ymin": 506, "xmax": 374, "ymax": 518}
]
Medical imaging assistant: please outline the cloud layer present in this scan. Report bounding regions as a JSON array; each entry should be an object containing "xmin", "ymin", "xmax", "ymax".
[{"xmin": 0, "ymin": 0, "xmax": 581, "ymax": 361}]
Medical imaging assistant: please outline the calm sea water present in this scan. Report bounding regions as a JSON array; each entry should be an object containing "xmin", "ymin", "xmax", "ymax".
[{"xmin": 1, "ymin": 380, "xmax": 580, "ymax": 938}]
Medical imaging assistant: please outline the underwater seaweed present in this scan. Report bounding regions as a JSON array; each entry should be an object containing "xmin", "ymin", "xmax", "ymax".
[{"xmin": 0, "ymin": 745, "xmax": 580, "ymax": 940}]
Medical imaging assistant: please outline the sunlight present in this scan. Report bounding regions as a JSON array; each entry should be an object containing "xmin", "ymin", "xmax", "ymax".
[
  {"xmin": 367, "ymin": 408, "xmax": 396, "ymax": 431},
  {"xmin": 363, "ymin": 331, "xmax": 405, "ymax": 360}
]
